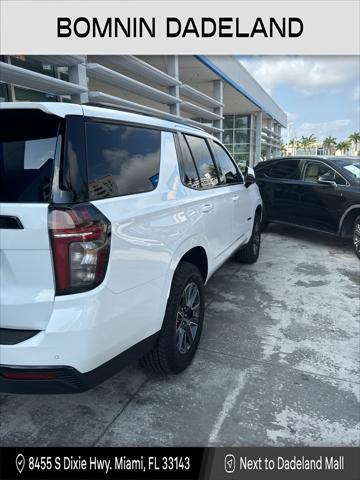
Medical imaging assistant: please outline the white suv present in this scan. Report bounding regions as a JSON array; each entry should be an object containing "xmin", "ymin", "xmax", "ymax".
[{"xmin": 0, "ymin": 102, "xmax": 262, "ymax": 393}]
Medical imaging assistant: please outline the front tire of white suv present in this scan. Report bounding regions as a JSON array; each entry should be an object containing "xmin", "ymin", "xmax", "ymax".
[{"xmin": 140, "ymin": 262, "xmax": 205, "ymax": 375}]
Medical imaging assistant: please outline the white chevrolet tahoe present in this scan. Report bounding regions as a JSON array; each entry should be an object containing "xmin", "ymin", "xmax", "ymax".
[{"xmin": 0, "ymin": 102, "xmax": 262, "ymax": 393}]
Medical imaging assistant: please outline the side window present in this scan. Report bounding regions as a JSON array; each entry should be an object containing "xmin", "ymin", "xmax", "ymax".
[
  {"xmin": 178, "ymin": 134, "xmax": 201, "ymax": 188},
  {"xmin": 254, "ymin": 163, "xmax": 271, "ymax": 178},
  {"xmin": 269, "ymin": 160, "xmax": 300, "ymax": 179},
  {"xmin": 303, "ymin": 161, "xmax": 333, "ymax": 183},
  {"xmin": 185, "ymin": 135, "xmax": 219, "ymax": 188},
  {"xmin": 212, "ymin": 141, "xmax": 243, "ymax": 185},
  {"xmin": 335, "ymin": 173, "xmax": 347, "ymax": 185},
  {"xmin": 303, "ymin": 161, "xmax": 347, "ymax": 185},
  {"xmin": 86, "ymin": 121, "xmax": 161, "ymax": 199}
]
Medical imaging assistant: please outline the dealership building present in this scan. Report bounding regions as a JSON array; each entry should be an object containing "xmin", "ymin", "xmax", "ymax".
[{"xmin": 0, "ymin": 55, "xmax": 286, "ymax": 168}]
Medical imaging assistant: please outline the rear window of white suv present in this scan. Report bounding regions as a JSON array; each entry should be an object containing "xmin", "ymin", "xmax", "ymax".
[
  {"xmin": 0, "ymin": 109, "xmax": 60, "ymax": 203},
  {"xmin": 86, "ymin": 121, "xmax": 161, "ymax": 200}
]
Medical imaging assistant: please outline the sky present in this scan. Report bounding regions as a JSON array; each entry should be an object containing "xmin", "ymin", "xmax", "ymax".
[{"xmin": 240, "ymin": 56, "xmax": 360, "ymax": 143}]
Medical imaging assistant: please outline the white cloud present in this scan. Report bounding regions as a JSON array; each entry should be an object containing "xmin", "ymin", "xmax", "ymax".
[
  {"xmin": 296, "ymin": 119, "xmax": 351, "ymax": 139},
  {"xmin": 240, "ymin": 56, "xmax": 360, "ymax": 95},
  {"xmin": 285, "ymin": 111, "xmax": 300, "ymax": 122}
]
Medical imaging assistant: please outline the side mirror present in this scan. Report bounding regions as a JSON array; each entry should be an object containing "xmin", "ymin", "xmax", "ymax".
[
  {"xmin": 317, "ymin": 175, "xmax": 336, "ymax": 187},
  {"xmin": 245, "ymin": 166, "xmax": 255, "ymax": 188}
]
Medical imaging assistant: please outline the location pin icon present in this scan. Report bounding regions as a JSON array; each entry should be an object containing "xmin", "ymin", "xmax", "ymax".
[{"xmin": 15, "ymin": 454, "xmax": 25, "ymax": 474}]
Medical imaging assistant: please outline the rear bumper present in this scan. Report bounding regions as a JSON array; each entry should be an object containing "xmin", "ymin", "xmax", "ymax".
[
  {"xmin": 1, "ymin": 277, "xmax": 163, "ymax": 369},
  {"xmin": 0, "ymin": 275, "xmax": 165, "ymax": 394},
  {"xmin": 0, "ymin": 365, "xmax": 88, "ymax": 394},
  {"xmin": 0, "ymin": 332, "xmax": 158, "ymax": 394}
]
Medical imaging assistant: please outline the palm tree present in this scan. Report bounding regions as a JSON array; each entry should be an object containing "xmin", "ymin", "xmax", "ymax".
[
  {"xmin": 349, "ymin": 132, "xmax": 360, "ymax": 152},
  {"xmin": 299, "ymin": 136, "xmax": 309, "ymax": 153},
  {"xmin": 336, "ymin": 140, "xmax": 352, "ymax": 155},
  {"xmin": 288, "ymin": 138, "xmax": 298, "ymax": 155},
  {"xmin": 307, "ymin": 134, "xmax": 317, "ymax": 151},
  {"xmin": 299, "ymin": 135, "xmax": 317, "ymax": 154},
  {"xmin": 323, "ymin": 136, "xmax": 337, "ymax": 155}
]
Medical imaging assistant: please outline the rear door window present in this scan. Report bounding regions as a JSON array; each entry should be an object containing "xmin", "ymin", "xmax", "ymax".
[
  {"xmin": 268, "ymin": 160, "xmax": 301, "ymax": 179},
  {"xmin": 254, "ymin": 163, "xmax": 271, "ymax": 178},
  {"xmin": 86, "ymin": 121, "xmax": 161, "ymax": 199},
  {"xmin": 184, "ymin": 135, "xmax": 219, "ymax": 188},
  {"xmin": 211, "ymin": 141, "xmax": 243, "ymax": 184},
  {"xmin": 178, "ymin": 134, "xmax": 201, "ymax": 188},
  {"xmin": 0, "ymin": 109, "xmax": 60, "ymax": 203}
]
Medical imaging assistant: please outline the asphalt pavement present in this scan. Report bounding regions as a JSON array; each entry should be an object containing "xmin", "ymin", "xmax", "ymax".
[{"xmin": 1, "ymin": 224, "xmax": 359, "ymax": 447}]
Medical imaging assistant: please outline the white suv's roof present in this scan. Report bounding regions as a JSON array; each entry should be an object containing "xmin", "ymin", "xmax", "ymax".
[
  {"xmin": 0, "ymin": 101, "xmax": 83, "ymax": 117},
  {"xmin": 0, "ymin": 102, "xmax": 215, "ymax": 139}
]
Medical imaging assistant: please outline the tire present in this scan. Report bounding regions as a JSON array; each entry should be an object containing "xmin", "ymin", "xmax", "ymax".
[
  {"xmin": 236, "ymin": 213, "xmax": 261, "ymax": 264},
  {"xmin": 140, "ymin": 262, "xmax": 205, "ymax": 375},
  {"xmin": 353, "ymin": 215, "xmax": 360, "ymax": 259}
]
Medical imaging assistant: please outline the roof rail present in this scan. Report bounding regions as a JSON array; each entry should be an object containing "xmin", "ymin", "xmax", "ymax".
[{"xmin": 84, "ymin": 102, "xmax": 206, "ymax": 132}]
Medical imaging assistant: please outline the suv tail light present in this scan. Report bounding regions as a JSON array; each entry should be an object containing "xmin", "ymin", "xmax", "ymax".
[{"xmin": 48, "ymin": 204, "xmax": 111, "ymax": 295}]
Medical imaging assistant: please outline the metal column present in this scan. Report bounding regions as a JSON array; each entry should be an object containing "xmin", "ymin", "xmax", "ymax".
[
  {"xmin": 253, "ymin": 111, "xmax": 262, "ymax": 166},
  {"xmin": 213, "ymin": 79, "xmax": 224, "ymax": 141},
  {"xmin": 266, "ymin": 118, "xmax": 273, "ymax": 160},
  {"xmin": 68, "ymin": 62, "xmax": 88, "ymax": 104},
  {"xmin": 167, "ymin": 56, "xmax": 180, "ymax": 116}
]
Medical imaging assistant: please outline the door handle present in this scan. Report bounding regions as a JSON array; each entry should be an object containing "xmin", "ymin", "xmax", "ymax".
[
  {"xmin": 232, "ymin": 195, "xmax": 239, "ymax": 201},
  {"xmin": 201, "ymin": 203, "xmax": 214, "ymax": 213}
]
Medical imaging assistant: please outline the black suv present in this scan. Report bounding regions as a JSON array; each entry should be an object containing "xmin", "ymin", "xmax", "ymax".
[{"xmin": 254, "ymin": 156, "xmax": 360, "ymax": 258}]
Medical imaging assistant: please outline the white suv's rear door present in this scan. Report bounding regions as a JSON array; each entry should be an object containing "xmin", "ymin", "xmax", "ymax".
[{"xmin": 0, "ymin": 108, "xmax": 60, "ymax": 330}]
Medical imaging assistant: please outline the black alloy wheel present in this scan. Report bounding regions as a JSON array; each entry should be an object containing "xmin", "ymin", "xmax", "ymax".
[{"xmin": 141, "ymin": 262, "xmax": 205, "ymax": 374}]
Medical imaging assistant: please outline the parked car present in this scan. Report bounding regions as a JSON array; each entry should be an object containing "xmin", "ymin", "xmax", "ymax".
[
  {"xmin": 254, "ymin": 156, "xmax": 360, "ymax": 257},
  {"xmin": 0, "ymin": 102, "xmax": 262, "ymax": 393}
]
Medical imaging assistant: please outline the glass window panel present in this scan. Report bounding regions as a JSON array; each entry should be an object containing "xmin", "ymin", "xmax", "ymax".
[
  {"xmin": 235, "ymin": 116, "xmax": 250, "ymax": 129},
  {"xmin": 234, "ymin": 130, "xmax": 249, "ymax": 144},
  {"xmin": 223, "ymin": 130, "xmax": 233, "ymax": 145},
  {"xmin": 234, "ymin": 153, "xmax": 250, "ymax": 171},
  {"xmin": 59, "ymin": 68, "xmax": 69, "ymax": 82},
  {"xmin": 303, "ymin": 161, "xmax": 334, "ymax": 183},
  {"xmin": 223, "ymin": 115, "xmax": 234, "ymax": 129},
  {"xmin": 86, "ymin": 122, "xmax": 161, "ymax": 199},
  {"xmin": 0, "ymin": 83, "xmax": 9, "ymax": 101},
  {"xmin": 185, "ymin": 135, "xmax": 219, "ymax": 188},
  {"xmin": 233, "ymin": 144, "xmax": 250, "ymax": 154},
  {"xmin": 212, "ymin": 142, "xmax": 242, "ymax": 184},
  {"xmin": 270, "ymin": 160, "xmax": 300, "ymax": 179},
  {"xmin": 0, "ymin": 109, "xmax": 59, "ymax": 203},
  {"xmin": 179, "ymin": 134, "xmax": 200, "ymax": 188},
  {"xmin": 14, "ymin": 86, "xmax": 57, "ymax": 102},
  {"xmin": 335, "ymin": 173, "xmax": 347, "ymax": 185},
  {"xmin": 11, "ymin": 56, "xmax": 56, "ymax": 78}
]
